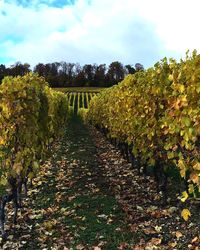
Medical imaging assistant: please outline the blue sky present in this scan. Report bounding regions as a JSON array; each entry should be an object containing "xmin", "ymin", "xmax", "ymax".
[
  {"xmin": 4, "ymin": 0, "xmax": 76, "ymax": 8},
  {"xmin": 0, "ymin": 0, "xmax": 200, "ymax": 68}
]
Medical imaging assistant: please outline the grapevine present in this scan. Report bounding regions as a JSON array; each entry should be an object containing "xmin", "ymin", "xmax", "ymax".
[
  {"xmin": 87, "ymin": 51, "xmax": 200, "ymax": 208},
  {"xmin": 0, "ymin": 73, "xmax": 69, "ymax": 236}
]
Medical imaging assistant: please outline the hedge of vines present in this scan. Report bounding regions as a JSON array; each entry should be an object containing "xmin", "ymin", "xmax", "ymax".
[
  {"xmin": 0, "ymin": 73, "xmax": 68, "ymax": 236},
  {"xmin": 87, "ymin": 51, "xmax": 200, "ymax": 203}
]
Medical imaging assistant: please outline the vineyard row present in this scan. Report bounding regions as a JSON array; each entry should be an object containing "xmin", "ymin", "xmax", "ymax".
[
  {"xmin": 67, "ymin": 92, "xmax": 97, "ymax": 113},
  {"xmin": 0, "ymin": 74, "xmax": 69, "ymax": 237},
  {"xmin": 87, "ymin": 51, "xmax": 200, "ymax": 208}
]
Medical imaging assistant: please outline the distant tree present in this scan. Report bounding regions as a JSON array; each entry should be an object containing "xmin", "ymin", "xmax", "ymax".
[
  {"xmin": 36, "ymin": 62, "xmax": 60, "ymax": 87},
  {"xmin": 125, "ymin": 64, "xmax": 136, "ymax": 75},
  {"xmin": 82, "ymin": 64, "xmax": 96, "ymax": 86},
  {"xmin": 135, "ymin": 63, "xmax": 144, "ymax": 71},
  {"xmin": 0, "ymin": 64, "xmax": 7, "ymax": 83},
  {"xmin": 48, "ymin": 62, "xmax": 60, "ymax": 87},
  {"xmin": 57, "ymin": 62, "xmax": 75, "ymax": 87},
  {"xmin": 9, "ymin": 62, "xmax": 31, "ymax": 76},
  {"xmin": 106, "ymin": 61, "xmax": 125, "ymax": 86},
  {"xmin": 34, "ymin": 63, "xmax": 46, "ymax": 77},
  {"xmin": 23, "ymin": 63, "xmax": 31, "ymax": 74},
  {"xmin": 1, "ymin": 60, "xmax": 144, "ymax": 87},
  {"xmin": 94, "ymin": 64, "xmax": 107, "ymax": 87},
  {"xmin": 73, "ymin": 63, "xmax": 86, "ymax": 87}
]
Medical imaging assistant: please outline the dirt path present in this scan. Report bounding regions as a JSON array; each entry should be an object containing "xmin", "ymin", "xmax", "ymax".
[
  {"xmin": 1, "ymin": 116, "xmax": 199, "ymax": 249},
  {"xmin": 1, "ymin": 116, "xmax": 132, "ymax": 249},
  {"xmin": 90, "ymin": 127, "xmax": 200, "ymax": 250}
]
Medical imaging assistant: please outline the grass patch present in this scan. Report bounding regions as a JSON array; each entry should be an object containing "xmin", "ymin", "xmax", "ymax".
[
  {"xmin": 52, "ymin": 87, "xmax": 106, "ymax": 93},
  {"xmin": 21, "ymin": 114, "xmax": 135, "ymax": 249}
]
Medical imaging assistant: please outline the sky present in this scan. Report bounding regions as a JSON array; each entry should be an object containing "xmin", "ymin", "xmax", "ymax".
[{"xmin": 0, "ymin": 0, "xmax": 200, "ymax": 68}]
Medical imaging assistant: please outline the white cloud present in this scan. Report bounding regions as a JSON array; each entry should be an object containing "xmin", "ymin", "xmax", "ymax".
[
  {"xmin": 133, "ymin": 0, "xmax": 200, "ymax": 54},
  {"xmin": 1, "ymin": 0, "xmax": 200, "ymax": 68}
]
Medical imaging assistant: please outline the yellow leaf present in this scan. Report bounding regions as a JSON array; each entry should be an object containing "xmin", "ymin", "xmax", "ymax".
[
  {"xmin": 181, "ymin": 209, "xmax": 191, "ymax": 221},
  {"xmin": 0, "ymin": 137, "xmax": 5, "ymax": 145},
  {"xmin": 0, "ymin": 176, "xmax": 7, "ymax": 186},
  {"xmin": 28, "ymin": 172, "xmax": 34, "ymax": 179},
  {"xmin": 188, "ymin": 184, "xmax": 194, "ymax": 194},
  {"xmin": 169, "ymin": 242, "xmax": 177, "ymax": 248},
  {"xmin": 13, "ymin": 163, "xmax": 22, "ymax": 175},
  {"xmin": 44, "ymin": 222, "xmax": 53, "ymax": 230},
  {"xmin": 168, "ymin": 74, "xmax": 173, "ymax": 81},
  {"xmin": 32, "ymin": 161, "xmax": 40, "ymax": 170},
  {"xmin": 178, "ymin": 159, "xmax": 186, "ymax": 178},
  {"xmin": 190, "ymin": 172, "xmax": 199, "ymax": 184},
  {"xmin": 180, "ymin": 168, "xmax": 186, "ymax": 178},
  {"xmin": 167, "ymin": 151, "xmax": 174, "ymax": 159},
  {"xmin": 181, "ymin": 191, "xmax": 188, "ymax": 202},
  {"xmin": 43, "ymin": 220, "xmax": 56, "ymax": 231},
  {"xmin": 193, "ymin": 162, "xmax": 200, "ymax": 171},
  {"xmin": 178, "ymin": 84, "xmax": 185, "ymax": 93},
  {"xmin": 148, "ymin": 158, "xmax": 155, "ymax": 165}
]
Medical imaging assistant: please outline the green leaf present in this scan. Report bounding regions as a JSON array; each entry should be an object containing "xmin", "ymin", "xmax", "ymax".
[{"xmin": 0, "ymin": 176, "xmax": 7, "ymax": 186}]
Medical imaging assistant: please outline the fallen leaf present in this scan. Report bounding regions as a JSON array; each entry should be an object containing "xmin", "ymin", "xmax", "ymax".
[
  {"xmin": 150, "ymin": 237, "xmax": 162, "ymax": 245},
  {"xmin": 181, "ymin": 191, "xmax": 188, "ymax": 202},
  {"xmin": 154, "ymin": 225, "xmax": 162, "ymax": 233},
  {"xmin": 76, "ymin": 244, "xmax": 85, "ymax": 250},
  {"xmin": 181, "ymin": 209, "xmax": 191, "ymax": 221},
  {"xmin": 191, "ymin": 236, "xmax": 199, "ymax": 243},
  {"xmin": 169, "ymin": 242, "xmax": 177, "ymax": 248},
  {"xmin": 143, "ymin": 227, "xmax": 157, "ymax": 235},
  {"xmin": 175, "ymin": 231, "xmax": 183, "ymax": 239}
]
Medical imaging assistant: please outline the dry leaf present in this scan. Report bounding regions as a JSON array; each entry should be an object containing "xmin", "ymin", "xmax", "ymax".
[
  {"xmin": 175, "ymin": 231, "xmax": 183, "ymax": 239},
  {"xmin": 150, "ymin": 237, "xmax": 162, "ymax": 245},
  {"xmin": 181, "ymin": 209, "xmax": 191, "ymax": 221},
  {"xmin": 191, "ymin": 236, "xmax": 199, "ymax": 243}
]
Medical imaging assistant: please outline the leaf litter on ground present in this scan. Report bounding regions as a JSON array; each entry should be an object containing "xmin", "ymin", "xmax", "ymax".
[{"xmin": 0, "ymin": 115, "xmax": 199, "ymax": 250}]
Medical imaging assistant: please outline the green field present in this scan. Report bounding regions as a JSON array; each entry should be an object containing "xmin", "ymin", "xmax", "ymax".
[
  {"xmin": 52, "ymin": 87, "xmax": 102, "ymax": 113},
  {"xmin": 52, "ymin": 87, "xmax": 106, "ymax": 93},
  {"xmin": 68, "ymin": 91, "xmax": 97, "ymax": 113}
]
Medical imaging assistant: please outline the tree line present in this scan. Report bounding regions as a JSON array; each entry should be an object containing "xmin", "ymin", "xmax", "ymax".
[{"xmin": 0, "ymin": 61, "xmax": 144, "ymax": 87}]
